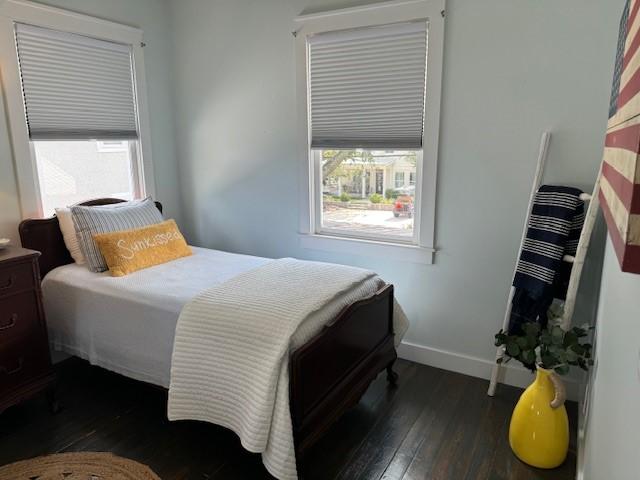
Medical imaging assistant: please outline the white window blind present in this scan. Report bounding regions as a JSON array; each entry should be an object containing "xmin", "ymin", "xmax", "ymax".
[
  {"xmin": 308, "ymin": 21, "xmax": 428, "ymax": 150},
  {"xmin": 14, "ymin": 23, "xmax": 138, "ymax": 140}
]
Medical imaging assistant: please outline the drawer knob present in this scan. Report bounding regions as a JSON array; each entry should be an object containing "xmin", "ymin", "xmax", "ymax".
[
  {"xmin": 0, "ymin": 274, "xmax": 16, "ymax": 291},
  {"xmin": 0, "ymin": 356, "xmax": 23, "ymax": 375},
  {"xmin": 0, "ymin": 313, "xmax": 17, "ymax": 330}
]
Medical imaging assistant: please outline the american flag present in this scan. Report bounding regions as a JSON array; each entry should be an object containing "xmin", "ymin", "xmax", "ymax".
[{"xmin": 602, "ymin": 0, "xmax": 640, "ymax": 273}]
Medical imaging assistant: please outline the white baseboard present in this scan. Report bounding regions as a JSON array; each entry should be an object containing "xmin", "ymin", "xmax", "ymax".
[
  {"xmin": 576, "ymin": 425, "xmax": 586, "ymax": 480},
  {"xmin": 397, "ymin": 340, "xmax": 582, "ymax": 401}
]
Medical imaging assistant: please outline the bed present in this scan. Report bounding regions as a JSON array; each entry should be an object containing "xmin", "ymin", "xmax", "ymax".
[{"xmin": 18, "ymin": 198, "xmax": 401, "ymax": 468}]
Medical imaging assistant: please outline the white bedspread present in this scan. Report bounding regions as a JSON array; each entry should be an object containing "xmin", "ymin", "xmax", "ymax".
[{"xmin": 168, "ymin": 258, "xmax": 405, "ymax": 480}]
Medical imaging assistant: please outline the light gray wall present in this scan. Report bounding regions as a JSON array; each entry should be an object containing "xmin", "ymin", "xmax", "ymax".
[
  {"xmin": 581, "ymin": 238, "xmax": 640, "ymax": 480},
  {"xmin": 169, "ymin": 0, "xmax": 620, "ymax": 367},
  {"xmin": 0, "ymin": 0, "xmax": 182, "ymax": 242}
]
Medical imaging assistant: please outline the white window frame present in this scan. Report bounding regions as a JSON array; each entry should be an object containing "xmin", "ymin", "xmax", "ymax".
[
  {"xmin": 0, "ymin": 0, "xmax": 155, "ymax": 219},
  {"xmin": 295, "ymin": 0, "xmax": 444, "ymax": 264}
]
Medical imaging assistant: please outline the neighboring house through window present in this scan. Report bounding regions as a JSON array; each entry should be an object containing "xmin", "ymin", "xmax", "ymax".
[
  {"xmin": 295, "ymin": 0, "xmax": 445, "ymax": 263},
  {"xmin": 0, "ymin": 1, "xmax": 154, "ymax": 218}
]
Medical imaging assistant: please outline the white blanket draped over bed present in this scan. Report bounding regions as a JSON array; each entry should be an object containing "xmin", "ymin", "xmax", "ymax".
[{"xmin": 167, "ymin": 258, "xmax": 407, "ymax": 480}]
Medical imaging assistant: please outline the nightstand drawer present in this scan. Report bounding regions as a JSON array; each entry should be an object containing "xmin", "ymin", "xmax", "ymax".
[
  {"xmin": 0, "ymin": 262, "xmax": 35, "ymax": 298},
  {"xmin": 0, "ymin": 291, "xmax": 41, "ymax": 345},
  {"xmin": 0, "ymin": 341, "xmax": 48, "ymax": 392},
  {"xmin": 0, "ymin": 246, "xmax": 53, "ymax": 413}
]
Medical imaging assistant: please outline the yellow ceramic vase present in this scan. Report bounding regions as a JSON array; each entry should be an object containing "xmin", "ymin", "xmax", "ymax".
[{"xmin": 508, "ymin": 366, "xmax": 569, "ymax": 469}]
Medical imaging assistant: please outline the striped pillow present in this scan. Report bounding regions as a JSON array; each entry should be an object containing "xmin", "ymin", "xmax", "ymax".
[{"xmin": 71, "ymin": 198, "xmax": 164, "ymax": 272}]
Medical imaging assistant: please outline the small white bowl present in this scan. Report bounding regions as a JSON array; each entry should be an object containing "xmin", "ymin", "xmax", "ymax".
[{"xmin": 0, "ymin": 238, "xmax": 10, "ymax": 250}]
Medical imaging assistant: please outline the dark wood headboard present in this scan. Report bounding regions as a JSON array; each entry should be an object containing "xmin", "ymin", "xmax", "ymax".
[{"xmin": 18, "ymin": 198, "xmax": 163, "ymax": 278}]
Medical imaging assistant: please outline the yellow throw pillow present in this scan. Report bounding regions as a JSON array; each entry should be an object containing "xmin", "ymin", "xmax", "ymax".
[{"xmin": 93, "ymin": 219, "xmax": 192, "ymax": 277}]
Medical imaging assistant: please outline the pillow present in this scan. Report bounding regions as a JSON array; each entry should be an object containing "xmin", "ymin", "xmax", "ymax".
[
  {"xmin": 93, "ymin": 220, "xmax": 191, "ymax": 277},
  {"xmin": 71, "ymin": 198, "xmax": 163, "ymax": 272},
  {"xmin": 55, "ymin": 207, "xmax": 86, "ymax": 264}
]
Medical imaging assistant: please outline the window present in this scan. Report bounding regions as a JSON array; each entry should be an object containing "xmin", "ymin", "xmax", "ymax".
[
  {"xmin": 296, "ymin": 0, "xmax": 444, "ymax": 262},
  {"xmin": 34, "ymin": 140, "xmax": 138, "ymax": 216},
  {"xmin": 0, "ymin": 2, "xmax": 154, "ymax": 219},
  {"xmin": 321, "ymin": 149, "xmax": 417, "ymax": 240}
]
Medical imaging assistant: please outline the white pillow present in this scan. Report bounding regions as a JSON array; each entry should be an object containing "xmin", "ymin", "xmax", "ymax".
[{"xmin": 55, "ymin": 207, "xmax": 86, "ymax": 264}]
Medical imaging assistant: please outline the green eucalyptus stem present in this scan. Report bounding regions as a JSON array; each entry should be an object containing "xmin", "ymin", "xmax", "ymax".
[{"xmin": 494, "ymin": 322, "xmax": 594, "ymax": 376}]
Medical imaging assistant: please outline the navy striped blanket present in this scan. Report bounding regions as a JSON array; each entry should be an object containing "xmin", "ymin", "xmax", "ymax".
[{"xmin": 509, "ymin": 185, "xmax": 584, "ymax": 333}]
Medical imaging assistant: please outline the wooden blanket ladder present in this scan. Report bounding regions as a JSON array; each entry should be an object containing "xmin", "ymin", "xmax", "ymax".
[{"xmin": 487, "ymin": 131, "xmax": 601, "ymax": 396}]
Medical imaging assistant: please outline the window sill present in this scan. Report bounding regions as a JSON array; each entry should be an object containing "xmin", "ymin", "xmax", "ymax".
[{"xmin": 299, "ymin": 233, "xmax": 435, "ymax": 264}]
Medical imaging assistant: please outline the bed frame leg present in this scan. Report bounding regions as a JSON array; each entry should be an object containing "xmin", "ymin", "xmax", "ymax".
[
  {"xmin": 47, "ymin": 386, "xmax": 61, "ymax": 414},
  {"xmin": 386, "ymin": 364, "xmax": 399, "ymax": 387}
]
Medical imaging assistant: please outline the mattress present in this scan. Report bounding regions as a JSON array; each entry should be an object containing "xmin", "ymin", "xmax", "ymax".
[{"xmin": 42, "ymin": 247, "xmax": 385, "ymax": 388}]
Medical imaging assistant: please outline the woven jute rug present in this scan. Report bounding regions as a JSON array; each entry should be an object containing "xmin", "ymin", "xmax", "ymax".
[{"xmin": 0, "ymin": 452, "xmax": 161, "ymax": 480}]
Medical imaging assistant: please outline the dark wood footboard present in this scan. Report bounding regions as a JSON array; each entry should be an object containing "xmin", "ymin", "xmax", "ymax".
[{"xmin": 290, "ymin": 284, "xmax": 396, "ymax": 458}]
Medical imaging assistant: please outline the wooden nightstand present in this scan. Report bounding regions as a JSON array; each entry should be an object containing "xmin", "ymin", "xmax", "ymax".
[{"xmin": 0, "ymin": 246, "xmax": 56, "ymax": 414}]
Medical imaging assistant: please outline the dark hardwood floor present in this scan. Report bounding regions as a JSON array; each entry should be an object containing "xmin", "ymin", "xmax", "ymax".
[{"xmin": 0, "ymin": 358, "xmax": 577, "ymax": 479}]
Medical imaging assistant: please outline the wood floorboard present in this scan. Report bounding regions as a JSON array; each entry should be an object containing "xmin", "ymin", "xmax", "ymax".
[
  {"xmin": 0, "ymin": 357, "xmax": 578, "ymax": 480},
  {"xmin": 338, "ymin": 366, "xmax": 448, "ymax": 480},
  {"xmin": 461, "ymin": 384, "xmax": 511, "ymax": 480},
  {"xmin": 423, "ymin": 375, "xmax": 492, "ymax": 479},
  {"xmin": 302, "ymin": 360, "xmax": 414, "ymax": 480},
  {"xmin": 399, "ymin": 372, "xmax": 472, "ymax": 480},
  {"xmin": 380, "ymin": 369, "xmax": 465, "ymax": 479}
]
